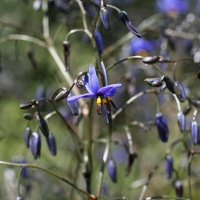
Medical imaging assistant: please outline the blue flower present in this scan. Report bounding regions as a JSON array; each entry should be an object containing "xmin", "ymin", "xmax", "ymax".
[
  {"xmin": 156, "ymin": 0, "xmax": 189, "ymax": 14},
  {"xmin": 67, "ymin": 62, "xmax": 121, "ymax": 122}
]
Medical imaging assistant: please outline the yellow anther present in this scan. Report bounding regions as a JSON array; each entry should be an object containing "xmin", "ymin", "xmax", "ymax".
[
  {"xmin": 103, "ymin": 96, "xmax": 111, "ymax": 104},
  {"xmin": 96, "ymin": 97, "xmax": 102, "ymax": 105}
]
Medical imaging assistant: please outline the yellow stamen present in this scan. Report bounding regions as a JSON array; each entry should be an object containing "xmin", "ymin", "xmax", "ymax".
[{"xmin": 96, "ymin": 97, "xmax": 101, "ymax": 105}]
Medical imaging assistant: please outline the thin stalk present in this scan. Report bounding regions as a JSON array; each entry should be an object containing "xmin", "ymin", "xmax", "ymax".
[{"xmin": 0, "ymin": 161, "xmax": 91, "ymax": 198}]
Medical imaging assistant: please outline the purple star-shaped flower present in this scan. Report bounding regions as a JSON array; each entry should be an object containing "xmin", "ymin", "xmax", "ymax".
[{"xmin": 67, "ymin": 62, "xmax": 121, "ymax": 122}]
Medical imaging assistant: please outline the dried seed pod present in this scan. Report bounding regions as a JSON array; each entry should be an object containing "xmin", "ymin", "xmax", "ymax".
[
  {"xmin": 118, "ymin": 11, "xmax": 141, "ymax": 38},
  {"xmin": 177, "ymin": 111, "xmax": 186, "ymax": 132},
  {"xmin": 100, "ymin": 7, "xmax": 110, "ymax": 30},
  {"xmin": 29, "ymin": 132, "xmax": 41, "ymax": 159},
  {"xmin": 63, "ymin": 41, "xmax": 70, "ymax": 71},
  {"xmin": 144, "ymin": 77, "xmax": 163, "ymax": 87},
  {"xmin": 94, "ymin": 30, "xmax": 104, "ymax": 54},
  {"xmin": 24, "ymin": 127, "xmax": 32, "ymax": 148},
  {"xmin": 108, "ymin": 159, "xmax": 117, "ymax": 183},
  {"xmin": 46, "ymin": 133, "xmax": 57, "ymax": 156},
  {"xmin": 164, "ymin": 154, "xmax": 173, "ymax": 179},
  {"xmin": 174, "ymin": 180, "xmax": 183, "ymax": 197},
  {"xmin": 190, "ymin": 120, "xmax": 199, "ymax": 145},
  {"xmin": 38, "ymin": 117, "xmax": 49, "ymax": 137},
  {"xmin": 155, "ymin": 113, "xmax": 169, "ymax": 142},
  {"xmin": 174, "ymin": 81, "xmax": 186, "ymax": 102}
]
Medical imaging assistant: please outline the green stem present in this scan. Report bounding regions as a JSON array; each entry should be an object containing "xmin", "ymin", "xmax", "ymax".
[{"xmin": 0, "ymin": 161, "xmax": 91, "ymax": 198}]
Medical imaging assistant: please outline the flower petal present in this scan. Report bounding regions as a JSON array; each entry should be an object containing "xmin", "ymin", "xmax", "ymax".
[
  {"xmin": 67, "ymin": 93, "xmax": 96, "ymax": 102},
  {"xmin": 85, "ymin": 65, "xmax": 100, "ymax": 93},
  {"xmin": 98, "ymin": 83, "xmax": 122, "ymax": 97}
]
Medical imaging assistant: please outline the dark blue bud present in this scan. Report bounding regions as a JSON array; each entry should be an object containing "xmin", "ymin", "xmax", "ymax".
[
  {"xmin": 54, "ymin": 88, "xmax": 70, "ymax": 101},
  {"xmin": 163, "ymin": 75, "xmax": 175, "ymax": 93},
  {"xmin": 94, "ymin": 30, "xmax": 104, "ymax": 54},
  {"xmin": 19, "ymin": 102, "xmax": 33, "ymax": 109},
  {"xmin": 160, "ymin": 81, "xmax": 167, "ymax": 92},
  {"xmin": 155, "ymin": 113, "xmax": 169, "ymax": 142},
  {"xmin": 46, "ymin": 133, "xmax": 57, "ymax": 156},
  {"xmin": 174, "ymin": 81, "xmax": 186, "ymax": 102},
  {"xmin": 67, "ymin": 93, "xmax": 79, "ymax": 115},
  {"xmin": 63, "ymin": 41, "xmax": 70, "ymax": 71},
  {"xmin": 24, "ymin": 127, "xmax": 32, "ymax": 148},
  {"xmin": 29, "ymin": 132, "xmax": 41, "ymax": 159},
  {"xmin": 108, "ymin": 159, "xmax": 117, "ymax": 183},
  {"xmin": 191, "ymin": 120, "xmax": 199, "ymax": 145},
  {"xmin": 100, "ymin": 7, "xmax": 110, "ymax": 30},
  {"xmin": 174, "ymin": 180, "xmax": 183, "ymax": 197},
  {"xmin": 177, "ymin": 111, "xmax": 186, "ymax": 133},
  {"xmin": 164, "ymin": 154, "xmax": 173, "ymax": 179},
  {"xmin": 118, "ymin": 11, "xmax": 141, "ymax": 38},
  {"xmin": 38, "ymin": 117, "xmax": 49, "ymax": 137},
  {"xmin": 144, "ymin": 77, "xmax": 163, "ymax": 87}
]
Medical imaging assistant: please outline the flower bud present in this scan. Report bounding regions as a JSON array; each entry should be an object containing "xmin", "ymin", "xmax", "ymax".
[
  {"xmin": 38, "ymin": 117, "xmax": 49, "ymax": 137},
  {"xmin": 125, "ymin": 152, "xmax": 137, "ymax": 176},
  {"xmin": 177, "ymin": 111, "xmax": 186, "ymax": 132},
  {"xmin": 108, "ymin": 159, "xmax": 117, "ymax": 183},
  {"xmin": 174, "ymin": 180, "xmax": 183, "ymax": 197},
  {"xmin": 23, "ymin": 113, "xmax": 34, "ymax": 120},
  {"xmin": 190, "ymin": 120, "xmax": 199, "ymax": 145},
  {"xmin": 100, "ymin": 7, "xmax": 110, "ymax": 30},
  {"xmin": 19, "ymin": 102, "xmax": 33, "ymax": 110},
  {"xmin": 24, "ymin": 127, "xmax": 32, "ymax": 148},
  {"xmin": 29, "ymin": 132, "xmax": 41, "ymax": 159},
  {"xmin": 142, "ymin": 56, "xmax": 160, "ymax": 64},
  {"xmin": 155, "ymin": 113, "xmax": 169, "ymax": 142},
  {"xmin": 54, "ymin": 88, "xmax": 70, "ymax": 101},
  {"xmin": 63, "ymin": 41, "xmax": 70, "ymax": 71},
  {"xmin": 46, "ymin": 133, "xmax": 57, "ymax": 156},
  {"xmin": 164, "ymin": 154, "xmax": 173, "ymax": 179},
  {"xmin": 163, "ymin": 75, "xmax": 175, "ymax": 94},
  {"xmin": 144, "ymin": 77, "xmax": 163, "ymax": 87},
  {"xmin": 94, "ymin": 30, "xmax": 104, "ymax": 54},
  {"xmin": 118, "ymin": 11, "xmax": 141, "ymax": 38},
  {"xmin": 174, "ymin": 81, "xmax": 186, "ymax": 102}
]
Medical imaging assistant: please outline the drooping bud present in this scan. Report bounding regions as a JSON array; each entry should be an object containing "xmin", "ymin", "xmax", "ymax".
[
  {"xmin": 118, "ymin": 11, "xmax": 141, "ymax": 38},
  {"xmin": 23, "ymin": 113, "xmax": 34, "ymax": 121},
  {"xmin": 174, "ymin": 81, "xmax": 186, "ymax": 102},
  {"xmin": 125, "ymin": 152, "xmax": 137, "ymax": 176},
  {"xmin": 142, "ymin": 56, "xmax": 160, "ymax": 64},
  {"xmin": 29, "ymin": 132, "xmax": 41, "ymax": 159},
  {"xmin": 155, "ymin": 113, "xmax": 169, "ymax": 142},
  {"xmin": 177, "ymin": 111, "xmax": 186, "ymax": 132},
  {"xmin": 54, "ymin": 88, "xmax": 70, "ymax": 101},
  {"xmin": 94, "ymin": 30, "xmax": 104, "ymax": 54},
  {"xmin": 100, "ymin": 7, "xmax": 110, "ymax": 30},
  {"xmin": 66, "ymin": 93, "xmax": 79, "ymax": 115},
  {"xmin": 63, "ymin": 41, "xmax": 70, "ymax": 71},
  {"xmin": 38, "ymin": 117, "xmax": 49, "ymax": 137},
  {"xmin": 160, "ymin": 81, "xmax": 167, "ymax": 92},
  {"xmin": 46, "ymin": 133, "xmax": 57, "ymax": 156},
  {"xmin": 190, "ymin": 120, "xmax": 199, "ymax": 145},
  {"xmin": 174, "ymin": 180, "xmax": 183, "ymax": 197},
  {"xmin": 108, "ymin": 159, "xmax": 117, "ymax": 183},
  {"xmin": 163, "ymin": 75, "xmax": 175, "ymax": 94},
  {"xmin": 144, "ymin": 77, "xmax": 163, "ymax": 87},
  {"xmin": 24, "ymin": 127, "xmax": 32, "ymax": 148},
  {"xmin": 164, "ymin": 154, "xmax": 173, "ymax": 179},
  {"xmin": 19, "ymin": 99, "xmax": 37, "ymax": 109}
]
